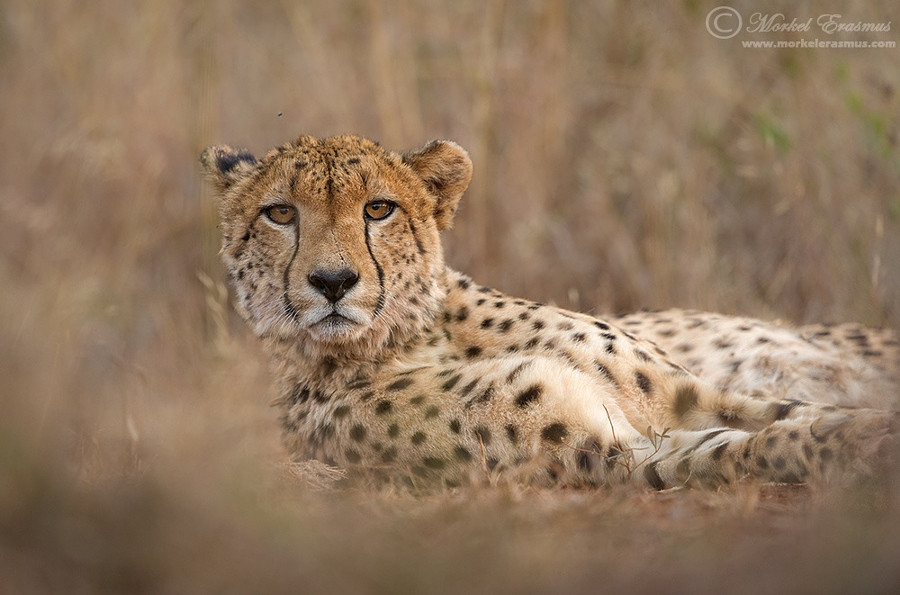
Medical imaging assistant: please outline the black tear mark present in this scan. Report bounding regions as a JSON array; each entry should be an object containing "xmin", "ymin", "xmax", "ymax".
[
  {"xmin": 364, "ymin": 219, "xmax": 386, "ymax": 316},
  {"xmin": 282, "ymin": 213, "xmax": 301, "ymax": 322}
]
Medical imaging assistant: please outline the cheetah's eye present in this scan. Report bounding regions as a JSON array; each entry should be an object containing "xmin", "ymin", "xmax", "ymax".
[
  {"xmin": 364, "ymin": 200, "xmax": 396, "ymax": 221},
  {"xmin": 264, "ymin": 204, "xmax": 297, "ymax": 225}
]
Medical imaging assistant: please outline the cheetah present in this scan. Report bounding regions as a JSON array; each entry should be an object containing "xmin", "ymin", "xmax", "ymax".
[{"xmin": 201, "ymin": 134, "xmax": 898, "ymax": 490}]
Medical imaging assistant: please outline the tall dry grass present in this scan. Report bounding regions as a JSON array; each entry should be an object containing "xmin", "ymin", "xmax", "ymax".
[{"xmin": 2, "ymin": 0, "xmax": 899, "ymax": 592}]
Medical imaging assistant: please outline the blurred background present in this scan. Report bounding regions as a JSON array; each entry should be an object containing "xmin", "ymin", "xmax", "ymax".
[{"xmin": 2, "ymin": 0, "xmax": 899, "ymax": 592}]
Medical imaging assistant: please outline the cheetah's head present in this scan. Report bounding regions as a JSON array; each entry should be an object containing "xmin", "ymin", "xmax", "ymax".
[{"xmin": 201, "ymin": 135, "xmax": 472, "ymax": 360}]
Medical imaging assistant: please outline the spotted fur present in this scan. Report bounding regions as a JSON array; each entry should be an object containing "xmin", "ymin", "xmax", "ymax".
[{"xmin": 201, "ymin": 135, "xmax": 898, "ymax": 490}]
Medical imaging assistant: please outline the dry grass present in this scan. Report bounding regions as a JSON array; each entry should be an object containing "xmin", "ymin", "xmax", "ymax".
[{"xmin": 2, "ymin": 0, "xmax": 900, "ymax": 592}]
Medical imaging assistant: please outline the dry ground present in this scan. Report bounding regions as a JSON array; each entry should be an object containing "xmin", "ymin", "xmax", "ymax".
[{"xmin": 2, "ymin": 1, "xmax": 900, "ymax": 593}]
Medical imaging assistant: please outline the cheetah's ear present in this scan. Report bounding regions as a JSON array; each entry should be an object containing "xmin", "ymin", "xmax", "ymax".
[
  {"xmin": 402, "ymin": 140, "xmax": 473, "ymax": 231},
  {"xmin": 200, "ymin": 145, "xmax": 258, "ymax": 191}
]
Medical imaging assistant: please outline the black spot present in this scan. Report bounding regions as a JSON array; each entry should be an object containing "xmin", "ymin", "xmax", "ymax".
[
  {"xmin": 381, "ymin": 447, "xmax": 397, "ymax": 463},
  {"xmin": 345, "ymin": 449, "xmax": 362, "ymax": 463},
  {"xmin": 498, "ymin": 319, "xmax": 515, "ymax": 332},
  {"xmin": 321, "ymin": 358, "xmax": 338, "ymax": 376},
  {"xmin": 765, "ymin": 435, "xmax": 777, "ymax": 448},
  {"xmin": 481, "ymin": 318, "xmax": 495, "ymax": 329},
  {"xmin": 287, "ymin": 384, "xmax": 311, "ymax": 405},
  {"xmin": 472, "ymin": 384, "xmax": 494, "ymax": 406},
  {"xmin": 698, "ymin": 428, "xmax": 728, "ymax": 446},
  {"xmin": 449, "ymin": 419, "xmax": 462, "ymax": 434},
  {"xmin": 576, "ymin": 450, "xmax": 592, "ymax": 473},
  {"xmin": 465, "ymin": 346, "xmax": 483, "ymax": 358},
  {"xmin": 541, "ymin": 423, "xmax": 568, "ymax": 443},
  {"xmin": 457, "ymin": 277, "xmax": 471, "ymax": 289},
  {"xmin": 576, "ymin": 439, "xmax": 601, "ymax": 472},
  {"xmin": 456, "ymin": 307, "xmax": 469, "ymax": 322},
  {"xmin": 505, "ymin": 424, "xmax": 519, "ymax": 443},
  {"xmin": 516, "ymin": 384, "xmax": 543, "ymax": 408},
  {"xmin": 346, "ymin": 378, "xmax": 371, "ymax": 389},
  {"xmin": 673, "ymin": 385, "xmax": 699, "ymax": 417},
  {"xmin": 409, "ymin": 395, "xmax": 426, "ymax": 406},
  {"xmin": 594, "ymin": 321, "xmax": 611, "ymax": 330},
  {"xmin": 360, "ymin": 391, "xmax": 375, "ymax": 402},
  {"xmin": 349, "ymin": 424, "xmax": 367, "ymax": 442},
  {"xmin": 524, "ymin": 337, "xmax": 541, "ymax": 349},
  {"xmin": 333, "ymin": 405, "xmax": 350, "ymax": 419},
  {"xmin": 454, "ymin": 446, "xmax": 473, "ymax": 461},
  {"xmin": 241, "ymin": 232, "xmax": 250, "ymax": 242},
  {"xmin": 595, "ymin": 362, "xmax": 620, "ymax": 388},
  {"xmin": 532, "ymin": 320, "xmax": 545, "ymax": 331},
  {"xmin": 634, "ymin": 349, "xmax": 652, "ymax": 363},
  {"xmin": 771, "ymin": 400, "xmax": 802, "ymax": 421},
  {"xmin": 375, "ymin": 400, "xmax": 393, "ymax": 415},
  {"xmin": 387, "ymin": 423, "xmax": 400, "ymax": 438},
  {"xmin": 518, "ymin": 311, "xmax": 530, "ymax": 321},
  {"xmin": 425, "ymin": 405, "xmax": 440, "ymax": 419},
  {"xmin": 644, "ymin": 462, "xmax": 665, "ymax": 490},
  {"xmin": 411, "ymin": 432, "xmax": 427, "ymax": 445},
  {"xmin": 460, "ymin": 378, "xmax": 479, "ymax": 398},
  {"xmin": 773, "ymin": 456, "xmax": 786, "ymax": 470},
  {"xmin": 757, "ymin": 456, "xmax": 769, "ymax": 470},
  {"xmin": 494, "ymin": 301, "xmax": 506, "ymax": 308},
  {"xmin": 781, "ymin": 471, "xmax": 803, "ymax": 484},
  {"xmin": 572, "ymin": 332, "xmax": 586, "ymax": 343},
  {"xmin": 423, "ymin": 457, "xmax": 446, "ymax": 470},
  {"xmin": 712, "ymin": 443, "xmax": 728, "ymax": 460},
  {"xmin": 387, "ymin": 377, "xmax": 414, "ymax": 391},
  {"xmin": 474, "ymin": 426, "xmax": 492, "ymax": 445},
  {"xmin": 442, "ymin": 374, "xmax": 462, "ymax": 391},
  {"xmin": 505, "ymin": 362, "xmax": 529, "ymax": 383},
  {"xmin": 635, "ymin": 371, "xmax": 653, "ymax": 394}
]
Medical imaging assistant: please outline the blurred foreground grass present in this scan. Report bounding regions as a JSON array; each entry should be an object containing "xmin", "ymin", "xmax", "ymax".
[{"xmin": 2, "ymin": 0, "xmax": 899, "ymax": 592}]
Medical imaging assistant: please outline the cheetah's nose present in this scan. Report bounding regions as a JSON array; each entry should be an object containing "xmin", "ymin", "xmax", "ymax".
[{"xmin": 308, "ymin": 268, "xmax": 360, "ymax": 303}]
